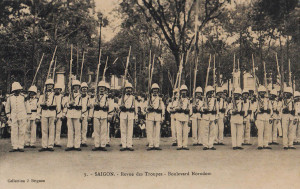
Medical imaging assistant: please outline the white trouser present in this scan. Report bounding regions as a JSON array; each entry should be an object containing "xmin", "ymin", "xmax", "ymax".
[
  {"xmin": 277, "ymin": 120, "xmax": 283, "ymax": 136},
  {"xmin": 11, "ymin": 119, "xmax": 26, "ymax": 149},
  {"xmin": 146, "ymin": 120, "xmax": 161, "ymax": 148},
  {"xmin": 243, "ymin": 118, "xmax": 251, "ymax": 143},
  {"xmin": 192, "ymin": 118, "xmax": 201, "ymax": 144},
  {"xmin": 201, "ymin": 120, "xmax": 215, "ymax": 148},
  {"xmin": 25, "ymin": 120, "xmax": 36, "ymax": 146},
  {"xmin": 215, "ymin": 117, "xmax": 224, "ymax": 143},
  {"xmin": 55, "ymin": 118, "xmax": 62, "ymax": 145},
  {"xmin": 256, "ymin": 120, "xmax": 270, "ymax": 147},
  {"xmin": 41, "ymin": 117, "xmax": 55, "ymax": 148},
  {"xmin": 282, "ymin": 116, "xmax": 296, "ymax": 147},
  {"xmin": 120, "ymin": 118, "xmax": 133, "ymax": 148},
  {"xmin": 67, "ymin": 118, "xmax": 81, "ymax": 148},
  {"xmin": 170, "ymin": 114, "xmax": 177, "ymax": 143},
  {"xmin": 93, "ymin": 118, "xmax": 107, "ymax": 148},
  {"xmin": 231, "ymin": 122, "xmax": 243, "ymax": 147},
  {"xmin": 176, "ymin": 120, "xmax": 189, "ymax": 148},
  {"xmin": 270, "ymin": 119, "xmax": 280, "ymax": 143},
  {"xmin": 296, "ymin": 120, "xmax": 300, "ymax": 142},
  {"xmin": 106, "ymin": 121, "xmax": 110, "ymax": 144},
  {"xmin": 81, "ymin": 117, "xmax": 88, "ymax": 144}
]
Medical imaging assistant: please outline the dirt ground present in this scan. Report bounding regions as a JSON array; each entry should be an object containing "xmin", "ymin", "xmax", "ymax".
[{"xmin": 0, "ymin": 136, "xmax": 300, "ymax": 189}]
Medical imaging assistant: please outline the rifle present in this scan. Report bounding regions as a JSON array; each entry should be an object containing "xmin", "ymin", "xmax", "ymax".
[
  {"xmin": 121, "ymin": 46, "xmax": 132, "ymax": 105},
  {"xmin": 102, "ymin": 56, "xmax": 109, "ymax": 80},
  {"xmin": 80, "ymin": 51, "xmax": 85, "ymax": 83},
  {"xmin": 69, "ymin": 44, "xmax": 74, "ymax": 104},
  {"xmin": 43, "ymin": 46, "xmax": 57, "ymax": 103},
  {"xmin": 52, "ymin": 56, "xmax": 57, "ymax": 81},
  {"xmin": 32, "ymin": 53, "xmax": 44, "ymax": 86},
  {"xmin": 232, "ymin": 54, "xmax": 237, "ymax": 111},
  {"xmin": 95, "ymin": 49, "xmax": 102, "ymax": 102},
  {"xmin": 213, "ymin": 54, "xmax": 216, "ymax": 96},
  {"xmin": 252, "ymin": 54, "xmax": 258, "ymax": 95},
  {"xmin": 204, "ymin": 54, "xmax": 212, "ymax": 108},
  {"xmin": 275, "ymin": 53, "xmax": 283, "ymax": 94},
  {"xmin": 148, "ymin": 54, "xmax": 155, "ymax": 107},
  {"xmin": 263, "ymin": 61, "xmax": 269, "ymax": 97}
]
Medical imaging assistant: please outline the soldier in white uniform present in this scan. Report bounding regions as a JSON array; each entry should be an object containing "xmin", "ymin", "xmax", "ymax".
[
  {"xmin": 146, "ymin": 83, "xmax": 165, "ymax": 151},
  {"xmin": 38, "ymin": 79, "xmax": 59, "ymax": 152},
  {"xmin": 228, "ymin": 88, "xmax": 244, "ymax": 150},
  {"xmin": 106, "ymin": 82, "xmax": 113, "ymax": 147},
  {"xmin": 294, "ymin": 91, "xmax": 300, "ymax": 145},
  {"xmin": 215, "ymin": 87, "xmax": 226, "ymax": 145},
  {"xmin": 25, "ymin": 85, "xmax": 38, "ymax": 148},
  {"xmin": 242, "ymin": 88, "xmax": 252, "ymax": 145},
  {"xmin": 281, "ymin": 87, "xmax": 296, "ymax": 150},
  {"xmin": 167, "ymin": 89, "xmax": 179, "ymax": 146},
  {"xmin": 175, "ymin": 85, "xmax": 190, "ymax": 150},
  {"xmin": 201, "ymin": 86, "xmax": 218, "ymax": 150},
  {"xmin": 89, "ymin": 81, "xmax": 110, "ymax": 151},
  {"xmin": 269, "ymin": 89, "xmax": 280, "ymax": 145},
  {"xmin": 190, "ymin": 87, "xmax": 203, "ymax": 146},
  {"xmin": 80, "ymin": 82, "xmax": 89, "ymax": 147},
  {"xmin": 118, "ymin": 82, "xmax": 137, "ymax": 151},
  {"xmin": 6, "ymin": 82, "xmax": 31, "ymax": 152},
  {"xmin": 255, "ymin": 85, "xmax": 273, "ymax": 150},
  {"xmin": 54, "ymin": 83, "xmax": 63, "ymax": 147},
  {"xmin": 65, "ymin": 80, "xmax": 82, "ymax": 151}
]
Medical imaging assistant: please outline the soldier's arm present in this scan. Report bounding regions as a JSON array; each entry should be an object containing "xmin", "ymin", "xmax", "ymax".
[{"xmin": 5, "ymin": 96, "xmax": 11, "ymax": 119}]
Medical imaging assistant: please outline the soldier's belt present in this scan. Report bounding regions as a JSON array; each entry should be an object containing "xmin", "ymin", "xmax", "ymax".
[
  {"xmin": 120, "ymin": 107, "xmax": 135, "ymax": 113},
  {"xmin": 259, "ymin": 109, "xmax": 271, "ymax": 114},
  {"xmin": 41, "ymin": 105, "xmax": 56, "ymax": 111},
  {"xmin": 176, "ymin": 109, "xmax": 190, "ymax": 114},
  {"xmin": 232, "ymin": 111, "xmax": 244, "ymax": 116},
  {"xmin": 207, "ymin": 110, "xmax": 217, "ymax": 115},
  {"xmin": 148, "ymin": 108, "xmax": 162, "ymax": 113},
  {"xmin": 31, "ymin": 109, "xmax": 37, "ymax": 112},
  {"xmin": 94, "ymin": 105, "xmax": 108, "ymax": 112},
  {"xmin": 69, "ymin": 105, "xmax": 82, "ymax": 110},
  {"xmin": 219, "ymin": 109, "xmax": 226, "ymax": 113},
  {"xmin": 247, "ymin": 110, "xmax": 252, "ymax": 114},
  {"xmin": 282, "ymin": 109, "xmax": 295, "ymax": 115},
  {"xmin": 273, "ymin": 110, "xmax": 279, "ymax": 114}
]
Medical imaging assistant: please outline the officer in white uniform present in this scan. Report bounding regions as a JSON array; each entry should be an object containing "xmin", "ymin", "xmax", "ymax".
[
  {"xmin": 167, "ymin": 89, "xmax": 179, "ymax": 146},
  {"xmin": 269, "ymin": 89, "xmax": 280, "ymax": 145},
  {"xmin": 80, "ymin": 82, "xmax": 89, "ymax": 147},
  {"xmin": 54, "ymin": 83, "xmax": 63, "ymax": 147},
  {"xmin": 201, "ymin": 86, "xmax": 218, "ymax": 150},
  {"xmin": 65, "ymin": 80, "xmax": 82, "ymax": 151},
  {"xmin": 6, "ymin": 82, "xmax": 31, "ymax": 152},
  {"xmin": 242, "ymin": 88, "xmax": 252, "ymax": 145},
  {"xmin": 281, "ymin": 87, "xmax": 296, "ymax": 150},
  {"xmin": 215, "ymin": 87, "xmax": 226, "ymax": 145},
  {"xmin": 146, "ymin": 83, "xmax": 165, "ymax": 151},
  {"xmin": 190, "ymin": 87, "xmax": 203, "ymax": 146},
  {"xmin": 228, "ymin": 88, "xmax": 244, "ymax": 150},
  {"xmin": 175, "ymin": 85, "xmax": 190, "ymax": 150},
  {"xmin": 38, "ymin": 79, "xmax": 59, "ymax": 152},
  {"xmin": 89, "ymin": 81, "xmax": 110, "ymax": 151},
  {"xmin": 294, "ymin": 91, "xmax": 300, "ymax": 145},
  {"xmin": 118, "ymin": 82, "xmax": 137, "ymax": 151},
  {"xmin": 255, "ymin": 85, "xmax": 273, "ymax": 150},
  {"xmin": 25, "ymin": 85, "xmax": 38, "ymax": 148}
]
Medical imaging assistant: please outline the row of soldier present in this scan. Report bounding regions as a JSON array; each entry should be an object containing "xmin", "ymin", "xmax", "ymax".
[{"xmin": 5, "ymin": 79, "xmax": 300, "ymax": 152}]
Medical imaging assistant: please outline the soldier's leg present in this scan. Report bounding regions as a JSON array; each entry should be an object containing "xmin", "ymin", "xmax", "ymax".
[
  {"xmin": 106, "ymin": 121, "xmax": 110, "ymax": 144},
  {"xmin": 24, "ymin": 120, "xmax": 31, "ymax": 146},
  {"xmin": 218, "ymin": 118, "xmax": 224, "ymax": 143},
  {"xmin": 208, "ymin": 121, "xmax": 216, "ymax": 148},
  {"xmin": 192, "ymin": 118, "xmax": 198, "ymax": 145},
  {"xmin": 176, "ymin": 121, "xmax": 183, "ymax": 148},
  {"xmin": 272, "ymin": 120, "xmax": 278, "ymax": 143},
  {"xmin": 256, "ymin": 120, "xmax": 264, "ymax": 147},
  {"xmin": 263, "ymin": 121, "xmax": 271, "ymax": 147},
  {"xmin": 93, "ymin": 118, "xmax": 100, "ymax": 148},
  {"xmin": 171, "ymin": 116, "xmax": 177, "ymax": 143},
  {"xmin": 18, "ymin": 119, "xmax": 26, "ymax": 149},
  {"xmin": 197, "ymin": 119, "xmax": 202, "ymax": 144},
  {"xmin": 201, "ymin": 120, "xmax": 209, "ymax": 148},
  {"xmin": 67, "ymin": 118, "xmax": 74, "ymax": 148},
  {"xmin": 155, "ymin": 121, "xmax": 161, "ymax": 148},
  {"xmin": 74, "ymin": 118, "xmax": 81, "ymax": 148},
  {"xmin": 55, "ymin": 118, "xmax": 62, "ymax": 145},
  {"xmin": 146, "ymin": 120, "xmax": 154, "ymax": 147},
  {"xmin": 30, "ymin": 120, "xmax": 37, "ymax": 146},
  {"xmin": 237, "ymin": 123, "xmax": 243, "ymax": 147},
  {"xmin": 81, "ymin": 117, "xmax": 88, "ymax": 145},
  {"xmin": 297, "ymin": 120, "xmax": 300, "ymax": 142},
  {"xmin": 127, "ymin": 119, "xmax": 134, "ymax": 148},
  {"xmin": 100, "ymin": 119, "xmax": 108, "ymax": 148},
  {"xmin": 41, "ymin": 117, "xmax": 49, "ymax": 148},
  {"xmin": 244, "ymin": 119, "xmax": 251, "ymax": 144},
  {"xmin": 288, "ymin": 120, "xmax": 296, "ymax": 147},
  {"xmin": 10, "ymin": 119, "xmax": 18, "ymax": 149},
  {"xmin": 278, "ymin": 120, "xmax": 283, "ymax": 137},
  {"xmin": 182, "ymin": 121, "xmax": 189, "ymax": 148},
  {"xmin": 120, "ymin": 118, "xmax": 127, "ymax": 148},
  {"xmin": 281, "ymin": 116, "xmax": 289, "ymax": 148},
  {"xmin": 230, "ymin": 122, "xmax": 237, "ymax": 147},
  {"xmin": 48, "ymin": 117, "xmax": 55, "ymax": 148}
]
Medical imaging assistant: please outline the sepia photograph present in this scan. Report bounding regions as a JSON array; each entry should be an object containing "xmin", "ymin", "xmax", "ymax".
[{"xmin": 0, "ymin": 0, "xmax": 299, "ymax": 188}]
